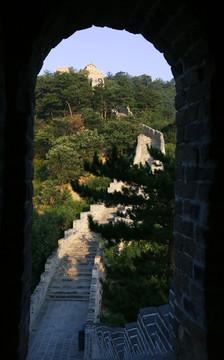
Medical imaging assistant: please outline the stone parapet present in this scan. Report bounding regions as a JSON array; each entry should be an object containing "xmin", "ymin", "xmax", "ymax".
[
  {"xmin": 134, "ymin": 124, "xmax": 165, "ymax": 171},
  {"xmin": 84, "ymin": 290, "xmax": 176, "ymax": 359},
  {"xmin": 29, "ymin": 247, "xmax": 61, "ymax": 330}
]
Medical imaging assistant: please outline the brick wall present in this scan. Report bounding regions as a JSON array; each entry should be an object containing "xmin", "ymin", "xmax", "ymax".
[{"xmin": 0, "ymin": 0, "xmax": 222, "ymax": 358}]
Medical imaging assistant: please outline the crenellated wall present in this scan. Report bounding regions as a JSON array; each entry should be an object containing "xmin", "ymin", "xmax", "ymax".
[
  {"xmin": 85, "ymin": 290, "xmax": 176, "ymax": 360},
  {"xmin": 134, "ymin": 124, "xmax": 165, "ymax": 171}
]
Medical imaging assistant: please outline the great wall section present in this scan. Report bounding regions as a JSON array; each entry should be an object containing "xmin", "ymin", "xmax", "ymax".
[{"xmin": 27, "ymin": 125, "xmax": 176, "ymax": 360}]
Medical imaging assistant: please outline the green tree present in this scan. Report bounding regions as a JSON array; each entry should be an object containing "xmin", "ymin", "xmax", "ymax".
[
  {"xmin": 80, "ymin": 108, "xmax": 103, "ymax": 130},
  {"xmin": 46, "ymin": 129, "xmax": 105, "ymax": 183},
  {"xmin": 100, "ymin": 116, "xmax": 140, "ymax": 153},
  {"xmin": 32, "ymin": 208, "xmax": 60, "ymax": 291},
  {"xmin": 73, "ymin": 146, "xmax": 175, "ymax": 325},
  {"xmin": 100, "ymin": 241, "xmax": 169, "ymax": 325},
  {"xmin": 33, "ymin": 126, "xmax": 55, "ymax": 159},
  {"xmin": 73, "ymin": 146, "xmax": 175, "ymax": 282},
  {"xmin": 35, "ymin": 71, "xmax": 93, "ymax": 120},
  {"xmin": 46, "ymin": 138, "xmax": 82, "ymax": 182}
]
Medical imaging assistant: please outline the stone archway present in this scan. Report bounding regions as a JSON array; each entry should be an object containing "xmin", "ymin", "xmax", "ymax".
[{"xmin": 0, "ymin": 1, "xmax": 222, "ymax": 359}]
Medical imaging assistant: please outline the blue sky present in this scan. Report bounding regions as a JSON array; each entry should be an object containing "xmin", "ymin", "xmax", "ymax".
[{"xmin": 40, "ymin": 26, "xmax": 173, "ymax": 81}]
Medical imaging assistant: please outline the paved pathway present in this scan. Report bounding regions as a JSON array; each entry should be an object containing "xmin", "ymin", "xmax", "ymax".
[
  {"xmin": 27, "ymin": 231, "xmax": 100, "ymax": 360},
  {"xmin": 27, "ymin": 300, "xmax": 88, "ymax": 360},
  {"xmin": 27, "ymin": 205, "xmax": 116, "ymax": 360}
]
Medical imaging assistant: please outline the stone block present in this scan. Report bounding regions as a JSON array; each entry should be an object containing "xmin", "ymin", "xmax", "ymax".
[
  {"xmin": 193, "ymin": 263, "xmax": 205, "ymax": 283},
  {"xmin": 174, "ymin": 250, "xmax": 192, "ymax": 277},
  {"xmin": 183, "ymin": 200, "xmax": 200, "ymax": 220},
  {"xmin": 183, "ymin": 296, "xmax": 197, "ymax": 321},
  {"xmin": 175, "ymin": 181, "xmax": 197, "ymax": 200},
  {"xmin": 175, "ymin": 91, "xmax": 186, "ymax": 110},
  {"xmin": 174, "ymin": 215, "xmax": 194, "ymax": 239}
]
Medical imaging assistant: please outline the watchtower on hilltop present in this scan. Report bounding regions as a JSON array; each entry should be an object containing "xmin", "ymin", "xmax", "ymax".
[{"xmin": 84, "ymin": 62, "xmax": 104, "ymax": 87}]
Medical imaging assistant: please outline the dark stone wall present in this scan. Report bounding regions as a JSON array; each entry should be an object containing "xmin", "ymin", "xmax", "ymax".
[{"xmin": 0, "ymin": 1, "xmax": 223, "ymax": 358}]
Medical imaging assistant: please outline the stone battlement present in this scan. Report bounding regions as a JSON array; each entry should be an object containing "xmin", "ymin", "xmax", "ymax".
[{"xmin": 133, "ymin": 124, "xmax": 165, "ymax": 170}]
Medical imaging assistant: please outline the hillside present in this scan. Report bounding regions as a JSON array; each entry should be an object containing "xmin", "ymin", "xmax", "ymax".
[{"xmin": 32, "ymin": 69, "xmax": 176, "ymax": 290}]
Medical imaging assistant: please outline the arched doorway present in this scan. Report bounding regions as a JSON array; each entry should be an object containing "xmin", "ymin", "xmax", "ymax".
[{"xmin": 1, "ymin": 1, "xmax": 222, "ymax": 359}]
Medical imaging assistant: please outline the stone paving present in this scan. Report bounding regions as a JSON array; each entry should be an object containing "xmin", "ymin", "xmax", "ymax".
[
  {"xmin": 27, "ymin": 204, "xmax": 116, "ymax": 360},
  {"xmin": 27, "ymin": 231, "xmax": 99, "ymax": 360},
  {"xmin": 27, "ymin": 300, "xmax": 88, "ymax": 360}
]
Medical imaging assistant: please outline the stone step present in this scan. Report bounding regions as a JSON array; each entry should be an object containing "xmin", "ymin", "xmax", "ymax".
[
  {"xmin": 53, "ymin": 277, "xmax": 91, "ymax": 284},
  {"xmin": 60, "ymin": 254, "xmax": 96, "ymax": 262},
  {"xmin": 67, "ymin": 243, "xmax": 98, "ymax": 250},
  {"xmin": 62, "ymin": 248, "xmax": 98, "ymax": 255},
  {"xmin": 60, "ymin": 257, "xmax": 94, "ymax": 264},
  {"xmin": 71, "ymin": 248, "xmax": 96, "ymax": 253},
  {"xmin": 65, "ymin": 254, "xmax": 96, "ymax": 261},
  {"xmin": 46, "ymin": 294, "xmax": 90, "ymax": 301},
  {"xmin": 90, "ymin": 204, "xmax": 106, "ymax": 212},
  {"xmin": 55, "ymin": 268, "xmax": 92, "ymax": 276},
  {"xmin": 58, "ymin": 265, "xmax": 93, "ymax": 273},
  {"xmin": 76, "ymin": 240, "xmax": 99, "ymax": 245},
  {"xmin": 49, "ymin": 280, "xmax": 91, "ymax": 289},
  {"xmin": 70, "ymin": 245, "xmax": 97, "ymax": 250},
  {"xmin": 54, "ymin": 271, "xmax": 92, "ymax": 278},
  {"xmin": 64, "ymin": 237, "xmax": 99, "ymax": 243},
  {"xmin": 47, "ymin": 288, "xmax": 90, "ymax": 299},
  {"xmin": 47, "ymin": 286, "xmax": 90, "ymax": 293},
  {"xmin": 65, "ymin": 249, "xmax": 97, "ymax": 255},
  {"xmin": 73, "ymin": 221, "xmax": 90, "ymax": 230},
  {"xmin": 80, "ymin": 211, "xmax": 91, "ymax": 220}
]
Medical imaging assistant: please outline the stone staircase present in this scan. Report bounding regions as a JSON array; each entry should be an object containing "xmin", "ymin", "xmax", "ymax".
[
  {"xmin": 45, "ymin": 203, "xmax": 120, "ymax": 302},
  {"xmin": 88, "ymin": 290, "xmax": 176, "ymax": 360},
  {"xmin": 29, "ymin": 203, "xmax": 118, "ymax": 330},
  {"xmin": 64, "ymin": 203, "xmax": 119, "ymax": 237},
  {"xmin": 30, "ymin": 202, "xmax": 176, "ymax": 360},
  {"xmin": 46, "ymin": 233, "xmax": 99, "ymax": 302},
  {"xmin": 47, "ymin": 203, "xmax": 176, "ymax": 360}
]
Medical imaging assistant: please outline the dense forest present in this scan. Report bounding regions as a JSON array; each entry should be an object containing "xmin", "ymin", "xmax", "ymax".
[{"xmin": 32, "ymin": 68, "xmax": 176, "ymax": 306}]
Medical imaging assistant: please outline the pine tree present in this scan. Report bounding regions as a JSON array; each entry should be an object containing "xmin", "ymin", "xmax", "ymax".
[{"xmin": 72, "ymin": 145, "xmax": 175, "ymax": 284}]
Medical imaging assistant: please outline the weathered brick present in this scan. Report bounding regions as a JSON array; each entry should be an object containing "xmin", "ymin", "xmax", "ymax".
[
  {"xmin": 176, "ymin": 144, "xmax": 199, "ymax": 164},
  {"xmin": 174, "ymin": 215, "xmax": 195, "ymax": 240},
  {"xmin": 175, "ymin": 91, "xmax": 186, "ymax": 109},
  {"xmin": 183, "ymin": 296, "xmax": 197, "ymax": 321},
  {"xmin": 183, "ymin": 39, "xmax": 209, "ymax": 69},
  {"xmin": 175, "ymin": 181, "xmax": 197, "ymax": 199},
  {"xmin": 185, "ymin": 122, "xmax": 201, "ymax": 143},
  {"xmin": 185, "ymin": 166, "xmax": 199, "ymax": 181},
  {"xmin": 197, "ymin": 183, "xmax": 211, "ymax": 201},
  {"xmin": 186, "ymin": 78, "xmax": 211, "ymax": 103},
  {"xmin": 175, "ymin": 250, "xmax": 193, "ymax": 276},
  {"xmin": 182, "ymin": 236, "xmax": 195, "ymax": 257},
  {"xmin": 173, "ymin": 231, "xmax": 183, "ymax": 251},
  {"xmin": 175, "ymin": 198, "xmax": 183, "ymax": 215},
  {"xmin": 184, "ymin": 200, "xmax": 200, "ymax": 219},
  {"xmin": 175, "ymin": 163, "xmax": 185, "ymax": 180},
  {"xmin": 174, "ymin": 267, "xmax": 190, "ymax": 302},
  {"xmin": 193, "ymin": 263, "xmax": 205, "ymax": 283},
  {"xmin": 176, "ymin": 124, "xmax": 185, "ymax": 144}
]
